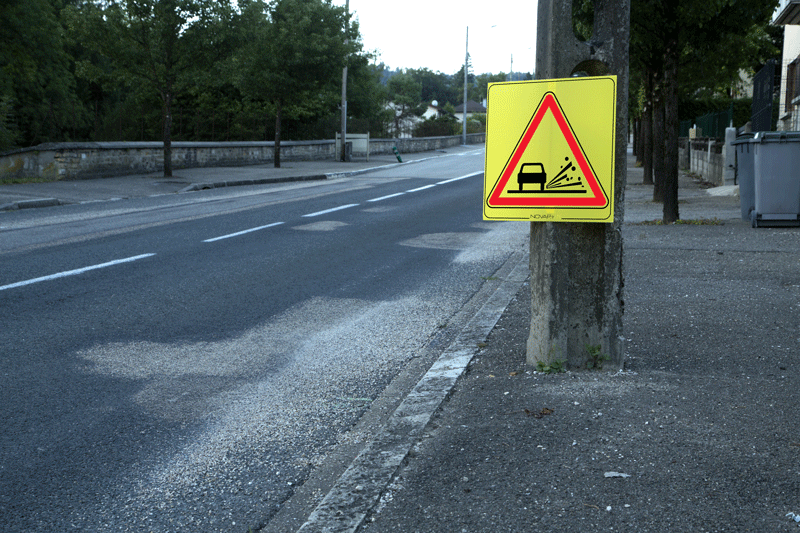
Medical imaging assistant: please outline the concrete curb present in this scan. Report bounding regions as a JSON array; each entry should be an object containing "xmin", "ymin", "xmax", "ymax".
[
  {"xmin": 181, "ymin": 156, "xmax": 435, "ymax": 191},
  {"xmin": 295, "ymin": 250, "xmax": 530, "ymax": 533},
  {"xmin": 325, "ymin": 155, "xmax": 442, "ymax": 180},
  {"xmin": 179, "ymin": 174, "xmax": 328, "ymax": 193},
  {"xmin": 1, "ymin": 198, "xmax": 60, "ymax": 211},
  {"xmin": 0, "ymin": 151, "xmax": 453, "ymax": 211}
]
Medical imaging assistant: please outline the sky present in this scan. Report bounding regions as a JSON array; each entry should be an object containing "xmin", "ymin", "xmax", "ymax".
[{"xmin": 333, "ymin": 0, "xmax": 538, "ymax": 76}]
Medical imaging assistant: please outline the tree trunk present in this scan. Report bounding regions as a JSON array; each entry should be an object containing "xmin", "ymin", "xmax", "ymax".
[
  {"xmin": 163, "ymin": 88, "xmax": 173, "ymax": 178},
  {"xmin": 652, "ymin": 80, "xmax": 665, "ymax": 203},
  {"xmin": 274, "ymin": 99, "xmax": 282, "ymax": 168},
  {"xmin": 662, "ymin": 24, "xmax": 680, "ymax": 224},
  {"xmin": 641, "ymin": 112, "xmax": 653, "ymax": 185},
  {"xmin": 642, "ymin": 70, "xmax": 654, "ymax": 185},
  {"xmin": 636, "ymin": 119, "xmax": 644, "ymax": 165}
]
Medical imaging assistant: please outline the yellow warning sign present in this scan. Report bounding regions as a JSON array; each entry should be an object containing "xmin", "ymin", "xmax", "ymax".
[{"xmin": 483, "ymin": 76, "xmax": 616, "ymax": 222}]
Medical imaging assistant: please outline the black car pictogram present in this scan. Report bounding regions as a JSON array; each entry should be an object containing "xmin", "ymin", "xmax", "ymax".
[{"xmin": 517, "ymin": 162, "xmax": 546, "ymax": 191}]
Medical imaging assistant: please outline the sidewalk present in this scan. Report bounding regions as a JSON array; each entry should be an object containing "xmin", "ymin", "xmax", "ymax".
[
  {"xmin": 0, "ymin": 149, "xmax": 459, "ymax": 211},
  {"xmin": 295, "ymin": 154, "xmax": 800, "ymax": 532}
]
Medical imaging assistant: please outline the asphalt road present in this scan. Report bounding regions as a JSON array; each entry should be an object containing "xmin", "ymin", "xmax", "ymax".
[{"xmin": 0, "ymin": 149, "xmax": 529, "ymax": 532}]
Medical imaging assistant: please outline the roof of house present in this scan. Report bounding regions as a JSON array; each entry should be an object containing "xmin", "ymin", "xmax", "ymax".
[
  {"xmin": 455, "ymin": 100, "xmax": 487, "ymax": 114},
  {"xmin": 775, "ymin": 0, "xmax": 800, "ymax": 25}
]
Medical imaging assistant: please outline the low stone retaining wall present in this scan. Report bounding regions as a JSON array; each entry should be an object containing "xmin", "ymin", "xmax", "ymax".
[
  {"xmin": 0, "ymin": 134, "xmax": 486, "ymax": 181},
  {"xmin": 678, "ymin": 137, "xmax": 726, "ymax": 185}
]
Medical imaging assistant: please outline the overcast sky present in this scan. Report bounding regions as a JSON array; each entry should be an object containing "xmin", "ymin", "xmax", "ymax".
[{"xmin": 333, "ymin": 0, "xmax": 539, "ymax": 76}]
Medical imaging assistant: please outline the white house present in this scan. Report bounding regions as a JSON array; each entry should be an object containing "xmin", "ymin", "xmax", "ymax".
[
  {"xmin": 774, "ymin": 0, "xmax": 800, "ymax": 130},
  {"xmin": 422, "ymin": 101, "xmax": 447, "ymax": 120},
  {"xmin": 453, "ymin": 100, "xmax": 487, "ymax": 124}
]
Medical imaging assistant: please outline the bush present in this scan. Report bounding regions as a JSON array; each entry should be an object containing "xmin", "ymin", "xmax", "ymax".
[
  {"xmin": 0, "ymin": 95, "xmax": 17, "ymax": 151},
  {"xmin": 414, "ymin": 115, "xmax": 458, "ymax": 137}
]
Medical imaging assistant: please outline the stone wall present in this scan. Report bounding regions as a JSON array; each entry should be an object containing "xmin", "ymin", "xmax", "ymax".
[
  {"xmin": 678, "ymin": 137, "xmax": 725, "ymax": 185},
  {"xmin": 0, "ymin": 134, "xmax": 486, "ymax": 181}
]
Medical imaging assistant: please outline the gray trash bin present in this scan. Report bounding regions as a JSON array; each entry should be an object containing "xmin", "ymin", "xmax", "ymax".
[
  {"xmin": 751, "ymin": 131, "xmax": 800, "ymax": 227},
  {"xmin": 732, "ymin": 133, "xmax": 755, "ymax": 221}
]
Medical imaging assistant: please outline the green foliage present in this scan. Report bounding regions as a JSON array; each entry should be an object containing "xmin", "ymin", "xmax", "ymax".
[
  {"xmin": 384, "ymin": 71, "xmax": 426, "ymax": 136},
  {"xmin": 452, "ymin": 64, "xmax": 474, "ymax": 101},
  {"xmin": 0, "ymin": 94, "xmax": 17, "ymax": 149},
  {"xmin": 233, "ymin": 0, "xmax": 355, "ymax": 107},
  {"xmin": 1, "ymin": 0, "xmax": 87, "ymax": 149},
  {"xmin": 473, "ymin": 73, "xmax": 507, "ymax": 104},
  {"xmin": 677, "ymin": 1, "xmax": 780, "ymax": 99},
  {"xmin": 386, "ymin": 72, "xmax": 425, "ymax": 114},
  {"xmin": 467, "ymin": 113, "xmax": 486, "ymax": 134},
  {"xmin": 414, "ymin": 115, "xmax": 458, "ymax": 137},
  {"xmin": 451, "ymin": 67, "xmax": 506, "ymax": 105},
  {"xmin": 346, "ymin": 57, "xmax": 390, "ymax": 137},
  {"xmin": 231, "ymin": 0, "xmax": 359, "ymax": 157},
  {"xmin": 2, "ymin": 0, "xmax": 514, "ymax": 149},
  {"xmin": 407, "ymin": 68, "xmax": 459, "ymax": 107},
  {"xmin": 677, "ymin": 97, "xmax": 776, "ymax": 131},
  {"xmin": 572, "ymin": 0, "xmax": 594, "ymax": 42},
  {"xmin": 66, "ymin": 0, "xmax": 236, "ymax": 142},
  {"xmin": 536, "ymin": 360, "xmax": 566, "ymax": 374},
  {"xmin": 585, "ymin": 344, "xmax": 610, "ymax": 370},
  {"xmin": 631, "ymin": 0, "xmax": 780, "ymax": 101}
]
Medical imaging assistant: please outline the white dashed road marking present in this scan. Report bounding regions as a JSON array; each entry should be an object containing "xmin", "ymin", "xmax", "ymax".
[
  {"xmin": 0, "ymin": 254, "xmax": 156, "ymax": 292},
  {"xmin": 203, "ymin": 222, "xmax": 284, "ymax": 243},
  {"xmin": 302, "ymin": 204, "xmax": 360, "ymax": 218}
]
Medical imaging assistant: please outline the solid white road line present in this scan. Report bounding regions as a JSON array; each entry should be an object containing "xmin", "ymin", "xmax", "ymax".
[
  {"xmin": 0, "ymin": 253, "xmax": 156, "ymax": 292},
  {"xmin": 302, "ymin": 204, "xmax": 359, "ymax": 218},
  {"xmin": 203, "ymin": 222, "xmax": 284, "ymax": 243}
]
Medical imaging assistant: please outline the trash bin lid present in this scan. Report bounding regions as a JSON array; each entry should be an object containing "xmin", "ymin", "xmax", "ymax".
[
  {"xmin": 732, "ymin": 132, "xmax": 755, "ymax": 145},
  {"xmin": 754, "ymin": 131, "xmax": 800, "ymax": 143}
]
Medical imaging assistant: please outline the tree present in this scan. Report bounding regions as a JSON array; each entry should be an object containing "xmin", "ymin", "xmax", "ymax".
[
  {"xmin": 345, "ymin": 56, "xmax": 389, "ymax": 136},
  {"xmin": 66, "ymin": 0, "xmax": 232, "ymax": 176},
  {"xmin": 232, "ymin": 0, "xmax": 357, "ymax": 167},
  {"xmin": 661, "ymin": 3, "xmax": 679, "ymax": 222},
  {"xmin": 385, "ymin": 71, "xmax": 425, "ymax": 137},
  {"xmin": 1, "ymin": 0, "xmax": 85, "ymax": 150},
  {"xmin": 474, "ymin": 73, "xmax": 508, "ymax": 103},
  {"xmin": 630, "ymin": 0, "xmax": 779, "ymax": 223},
  {"xmin": 453, "ymin": 64, "xmax": 481, "ymax": 104},
  {"xmin": 407, "ymin": 68, "xmax": 459, "ymax": 107}
]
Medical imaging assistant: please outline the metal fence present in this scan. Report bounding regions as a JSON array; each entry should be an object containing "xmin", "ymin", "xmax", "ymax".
[
  {"xmin": 752, "ymin": 60, "xmax": 775, "ymax": 132},
  {"xmin": 679, "ymin": 106, "xmax": 732, "ymax": 139}
]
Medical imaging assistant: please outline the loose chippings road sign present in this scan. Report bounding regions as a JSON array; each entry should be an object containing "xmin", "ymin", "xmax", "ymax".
[{"xmin": 483, "ymin": 76, "xmax": 617, "ymax": 222}]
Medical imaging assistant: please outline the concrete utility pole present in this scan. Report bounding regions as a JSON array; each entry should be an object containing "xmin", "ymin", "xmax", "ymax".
[
  {"xmin": 340, "ymin": 0, "xmax": 349, "ymax": 162},
  {"xmin": 528, "ymin": 0, "xmax": 629, "ymax": 370},
  {"xmin": 462, "ymin": 26, "xmax": 468, "ymax": 146}
]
